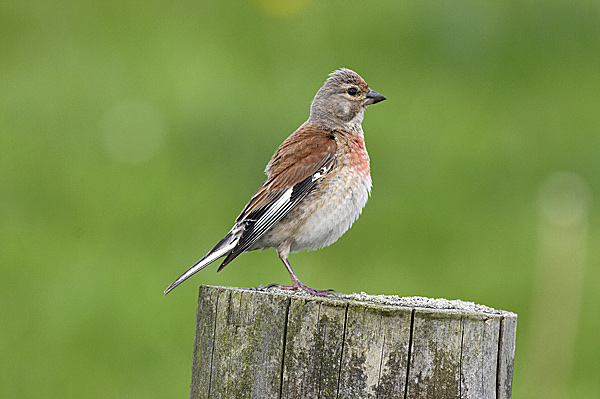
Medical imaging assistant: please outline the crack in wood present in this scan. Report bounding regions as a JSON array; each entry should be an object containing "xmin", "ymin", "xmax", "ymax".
[
  {"xmin": 335, "ymin": 304, "xmax": 350, "ymax": 398},
  {"xmin": 403, "ymin": 309, "xmax": 416, "ymax": 399},
  {"xmin": 278, "ymin": 297, "xmax": 291, "ymax": 399}
]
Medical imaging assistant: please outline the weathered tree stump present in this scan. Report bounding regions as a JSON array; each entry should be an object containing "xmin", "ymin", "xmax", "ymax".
[{"xmin": 190, "ymin": 285, "xmax": 516, "ymax": 399}]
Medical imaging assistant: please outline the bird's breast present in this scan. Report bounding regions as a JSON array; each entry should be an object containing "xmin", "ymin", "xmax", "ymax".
[
  {"xmin": 285, "ymin": 141, "xmax": 372, "ymax": 253},
  {"xmin": 349, "ymin": 134, "xmax": 370, "ymax": 178}
]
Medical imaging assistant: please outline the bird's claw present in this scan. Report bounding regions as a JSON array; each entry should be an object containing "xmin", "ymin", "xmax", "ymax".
[{"xmin": 266, "ymin": 282, "xmax": 336, "ymax": 297}]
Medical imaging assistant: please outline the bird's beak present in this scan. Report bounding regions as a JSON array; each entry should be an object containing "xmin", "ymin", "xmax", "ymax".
[{"xmin": 365, "ymin": 90, "xmax": 386, "ymax": 104}]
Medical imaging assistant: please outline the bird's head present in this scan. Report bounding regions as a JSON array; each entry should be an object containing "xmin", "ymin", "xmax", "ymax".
[{"xmin": 309, "ymin": 68, "xmax": 386, "ymax": 130}]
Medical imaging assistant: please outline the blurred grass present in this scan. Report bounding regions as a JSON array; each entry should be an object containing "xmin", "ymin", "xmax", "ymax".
[{"xmin": 1, "ymin": 0, "xmax": 599, "ymax": 397}]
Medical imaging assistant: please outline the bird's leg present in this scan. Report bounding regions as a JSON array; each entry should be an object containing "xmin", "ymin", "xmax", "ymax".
[{"xmin": 266, "ymin": 242, "xmax": 335, "ymax": 297}]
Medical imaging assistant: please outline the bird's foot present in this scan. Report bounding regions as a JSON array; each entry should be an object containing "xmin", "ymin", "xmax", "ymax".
[{"xmin": 265, "ymin": 282, "xmax": 336, "ymax": 297}]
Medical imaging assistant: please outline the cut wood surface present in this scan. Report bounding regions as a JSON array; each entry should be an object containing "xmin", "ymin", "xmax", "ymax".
[{"xmin": 190, "ymin": 285, "xmax": 517, "ymax": 399}]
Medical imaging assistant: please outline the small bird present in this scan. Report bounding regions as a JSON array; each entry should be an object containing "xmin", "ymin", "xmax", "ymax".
[{"xmin": 165, "ymin": 68, "xmax": 385, "ymax": 296}]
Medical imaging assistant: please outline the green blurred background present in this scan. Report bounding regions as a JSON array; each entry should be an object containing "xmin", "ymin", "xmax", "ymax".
[{"xmin": 2, "ymin": 0, "xmax": 599, "ymax": 397}]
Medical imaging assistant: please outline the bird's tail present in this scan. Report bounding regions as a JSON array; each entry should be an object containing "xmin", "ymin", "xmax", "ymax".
[{"xmin": 163, "ymin": 231, "xmax": 239, "ymax": 295}]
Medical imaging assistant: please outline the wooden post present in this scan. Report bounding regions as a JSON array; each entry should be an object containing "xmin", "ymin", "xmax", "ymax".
[{"xmin": 190, "ymin": 285, "xmax": 516, "ymax": 399}]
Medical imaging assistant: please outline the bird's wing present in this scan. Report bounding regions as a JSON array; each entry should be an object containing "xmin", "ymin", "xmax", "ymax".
[
  {"xmin": 217, "ymin": 126, "xmax": 338, "ymax": 270},
  {"xmin": 164, "ymin": 126, "xmax": 337, "ymax": 295}
]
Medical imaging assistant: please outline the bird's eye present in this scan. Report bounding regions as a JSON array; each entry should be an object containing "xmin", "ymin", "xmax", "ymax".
[{"xmin": 347, "ymin": 87, "xmax": 358, "ymax": 96}]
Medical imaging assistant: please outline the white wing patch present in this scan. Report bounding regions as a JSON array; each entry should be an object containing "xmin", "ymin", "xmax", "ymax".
[
  {"xmin": 251, "ymin": 187, "xmax": 293, "ymax": 234},
  {"xmin": 312, "ymin": 165, "xmax": 330, "ymax": 182}
]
